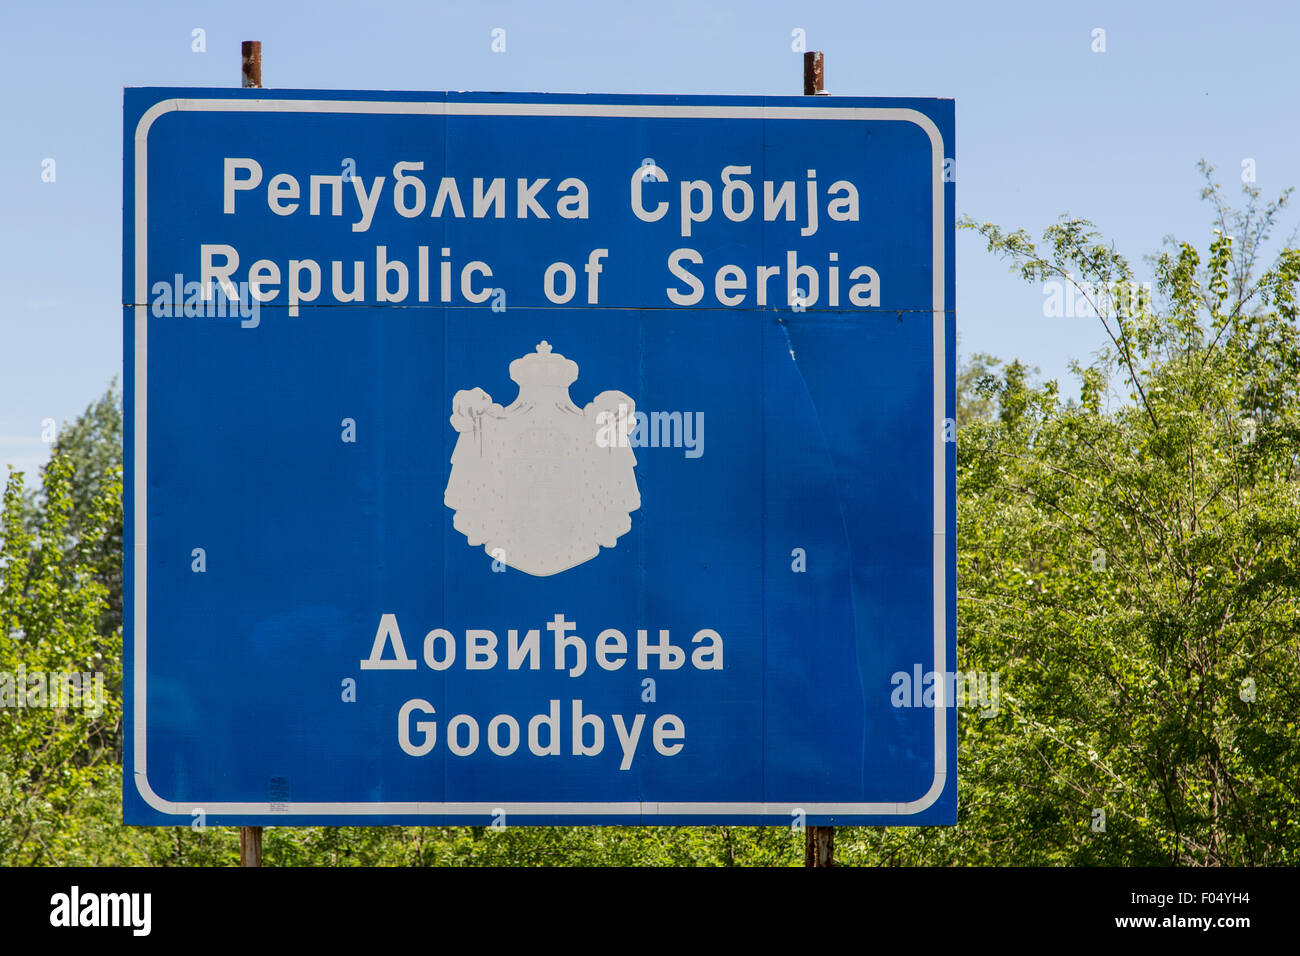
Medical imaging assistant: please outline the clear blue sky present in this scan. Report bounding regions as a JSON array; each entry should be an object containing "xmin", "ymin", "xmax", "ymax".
[{"xmin": 2, "ymin": 0, "xmax": 1297, "ymax": 477}]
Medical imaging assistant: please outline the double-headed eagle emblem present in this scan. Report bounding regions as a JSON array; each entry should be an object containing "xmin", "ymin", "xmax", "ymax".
[{"xmin": 444, "ymin": 342, "xmax": 641, "ymax": 576}]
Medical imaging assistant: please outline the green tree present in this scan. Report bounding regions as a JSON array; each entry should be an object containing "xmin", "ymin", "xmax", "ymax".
[
  {"xmin": 49, "ymin": 381, "xmax": 123, "ymax": 642},
  {"xmin": 955, "ymin": 348, "xmax": 1006, "ymax": 427},
  {"xmin": 0, "ymin": 454, "xmax": 122, "ymax": 864},
  {"xmin": 19, "ymin": 382, "xmax": 124, "ymax": 653},
  {"xmin": 938, "ymin": 164, "xmax": 1300, "ymax": 865}
]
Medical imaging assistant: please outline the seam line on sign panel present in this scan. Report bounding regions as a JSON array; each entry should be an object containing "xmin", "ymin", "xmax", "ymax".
[{"xmin": 121, "ymin": 303, "xmax": 953, "ymax": 314}]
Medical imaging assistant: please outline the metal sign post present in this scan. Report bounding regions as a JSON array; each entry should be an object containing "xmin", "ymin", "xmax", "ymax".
[
  {"xmin": 803, "ymin": 48, "xmax": 834, "ymax": 872},
  {"xmin": 238, "ymin": 39, "xmax": 264, "ymax": 869}
]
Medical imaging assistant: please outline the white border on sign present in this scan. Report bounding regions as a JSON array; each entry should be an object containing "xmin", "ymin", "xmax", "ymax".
[{"xmin": 131, "ymin": 97, "xmax": 950, "ymax": 819}]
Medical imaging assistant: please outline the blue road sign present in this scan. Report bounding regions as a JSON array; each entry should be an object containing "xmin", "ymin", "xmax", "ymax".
[{"xmin": 123, "ymin": 89, "xmax": 956, "ymax": 826}]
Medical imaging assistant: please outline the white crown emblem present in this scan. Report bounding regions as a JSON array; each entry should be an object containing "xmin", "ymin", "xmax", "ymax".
[{"xmin": 444, "ymin": 342, "xmax": 641, "ymax": 576}]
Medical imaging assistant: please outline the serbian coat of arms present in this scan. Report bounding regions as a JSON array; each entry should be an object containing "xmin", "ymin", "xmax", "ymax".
[{"xmin": 444, "ymin": 341, "xmax": 641, "ymax": 576}]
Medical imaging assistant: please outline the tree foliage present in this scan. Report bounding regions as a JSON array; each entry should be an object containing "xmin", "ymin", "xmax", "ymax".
[
  {"xmin": 0, "ymin": 455, "xmax": 122, "ymax": 864},
  {"xmin": 941, "ymin": 165, "xmax": 1300, "ymax": 864}
]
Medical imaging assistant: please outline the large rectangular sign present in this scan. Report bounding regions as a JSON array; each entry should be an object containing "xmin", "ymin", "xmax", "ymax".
[{"xmin": 123, "ymin": 88, "xmax": 956, "ymax": 825}]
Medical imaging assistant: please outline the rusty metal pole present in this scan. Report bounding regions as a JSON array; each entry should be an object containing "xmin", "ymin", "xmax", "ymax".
[
  {"xmin": 805, "ymin": 825, "xmax": 833, "ymax": 867},
  {"xmin": 238, "ymin": 39, "xmax": 264, "ymax": 869},
  {"xmin": 802, "ymin": 49, "xmax": 833, "ymax": 869},
  {"xmin": 803, "ymin": 50, "xmax": 825, "ymax": 96},
  {"xmin": 241, "ymin": 40, "xmax": 262, "ymax": 89},
  {"xmin": 240, "ymin": 824, "xmax": 263, "ymax": 867}
]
